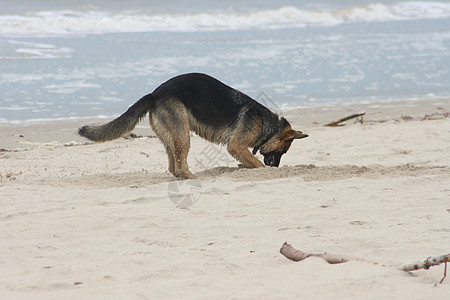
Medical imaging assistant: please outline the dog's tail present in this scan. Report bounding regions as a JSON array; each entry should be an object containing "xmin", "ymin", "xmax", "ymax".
[{"xmin": 78, "ymin": 94, "xmax": 152, "ymax": 142}]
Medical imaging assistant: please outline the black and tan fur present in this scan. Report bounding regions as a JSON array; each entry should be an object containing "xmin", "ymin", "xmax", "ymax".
[{"xmin": 78, "ymin": 73, "xmax": 308, "ymax": 179}]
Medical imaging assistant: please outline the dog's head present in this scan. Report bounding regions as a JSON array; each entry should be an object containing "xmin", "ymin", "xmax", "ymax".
[{"xmin": 254, "ymin": 124, "xmax": 308, "ymax": 167}]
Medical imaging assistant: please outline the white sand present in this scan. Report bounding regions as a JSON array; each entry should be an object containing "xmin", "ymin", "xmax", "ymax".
[{"xmin": 1, "ymin": 98, "xmax": 449, "ymax": 299}]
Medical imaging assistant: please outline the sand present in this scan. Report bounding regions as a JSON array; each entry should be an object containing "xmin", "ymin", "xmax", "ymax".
[{"xmin": 1, "ymin": 98, "xmax": 449, "ymax": 299}]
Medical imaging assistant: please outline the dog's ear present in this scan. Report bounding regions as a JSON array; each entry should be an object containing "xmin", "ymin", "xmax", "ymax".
[
  {"xmin": 252, "ymin": 146, "xmax": 259, "ymax": 155},
  {"xmin": 284, "ymin": 130, "xmax": 308, "ymax": 140}
]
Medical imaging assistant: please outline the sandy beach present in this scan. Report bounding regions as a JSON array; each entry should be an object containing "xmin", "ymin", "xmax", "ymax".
[{"xmin": 1, "ymin": 98, "xmax": 449, "ymax": 299}]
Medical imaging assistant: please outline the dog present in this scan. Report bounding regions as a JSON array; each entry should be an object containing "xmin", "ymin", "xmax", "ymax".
[{"xmin": 78, "ymin": 73, "xmax": 308, "ymax": 179}]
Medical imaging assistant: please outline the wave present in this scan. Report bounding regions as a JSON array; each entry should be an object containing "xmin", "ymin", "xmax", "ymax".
[{"xmin": 1, "ymin": 1, "xmax": 450, "ymax": 35}]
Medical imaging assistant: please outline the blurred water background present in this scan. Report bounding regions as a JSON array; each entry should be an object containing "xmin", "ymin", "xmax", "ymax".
[{"xmin": 1, "ymin": 0, "xmax": 449, "ymax": 124}]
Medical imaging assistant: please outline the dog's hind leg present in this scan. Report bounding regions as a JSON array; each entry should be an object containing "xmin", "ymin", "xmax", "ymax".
[
  {"xmin": 163, "ymin": 144, "xmax": 176, "ymax": 175},
  {"xmin": 149, "ymin": 113, "xmax": 174, "ymax": 175},
  {"xmin": 149, "ymin": 101, "xmax": 195, "ymax": 179},
  {"xmin": 172, "ymin": 132, "xmax": 194, "ymax": 179}
]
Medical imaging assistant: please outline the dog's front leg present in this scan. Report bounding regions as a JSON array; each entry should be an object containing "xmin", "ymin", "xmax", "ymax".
[{"xmin": 227, "ymin": 143, "xmax": 264, "ymax": 168}]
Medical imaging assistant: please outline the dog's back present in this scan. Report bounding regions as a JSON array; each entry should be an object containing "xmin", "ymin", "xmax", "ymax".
[
  {"xmin": 150, "ymin": 73, "xmax": 261, "ymax": 126},
  {"xmin": 149, "ymin": 73, "xmax": 279, "ymax": 144}
]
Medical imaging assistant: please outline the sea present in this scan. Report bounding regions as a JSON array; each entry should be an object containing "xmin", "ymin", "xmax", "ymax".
[{"xmin": 1, "ymin": 0, "xmax": 450, "ymax": 124}]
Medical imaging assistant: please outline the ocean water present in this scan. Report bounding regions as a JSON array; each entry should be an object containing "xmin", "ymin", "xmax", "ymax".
[{"xmin": 1, "ymin": 0, "xmax": 450, "ymax": 124}]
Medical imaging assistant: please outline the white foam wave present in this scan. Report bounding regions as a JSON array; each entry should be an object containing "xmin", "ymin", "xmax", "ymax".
[
  {"xmin": 10, "ymin": 40, "xmax": 73, "ymax": 58},
  {"xmin": 0, "ymin": 2, "xmax": 450, "ymax": 35}
]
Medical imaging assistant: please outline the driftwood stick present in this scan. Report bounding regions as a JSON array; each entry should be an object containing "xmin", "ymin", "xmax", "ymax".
[
  {"xmin": 440, "ymin": 262, "xmax": 447, "ymax": 284},
  {"xmin": 279, "ymin": 242, "xmax": 365, "ymax": 264},
  {"xmin": 325, "ymin": 112, "xmax": 366, "ymax": 127},
  {"xmin": 279, "ymin": 242, "xmax": 311, "ymax": 262},
  {"xmin": 280, "ymin": 242, "xmax": 449, "ymax": 283},
  {"xmin": 397, "ymin": 253, "xmax": 450, "ymax": 271},
  {"xmin": 313, "ymin": 253, "xmax": 351, "ymax": 264}
]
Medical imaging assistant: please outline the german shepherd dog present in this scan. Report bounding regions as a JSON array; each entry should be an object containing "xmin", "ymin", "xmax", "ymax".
[{"xmin": 78, "ymin": 73, "xmax": 308, "ymax": 179}]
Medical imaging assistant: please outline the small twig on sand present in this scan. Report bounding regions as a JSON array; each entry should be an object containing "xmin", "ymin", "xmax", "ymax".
[
  {"xmin": 123, "ymin": 133, "xmax": 156, "ymax": 139},
  {"xmin": 324, "ymin": 112, "xmax": 366, "ymax": 127},
  {"xmin": 140, "ymin": 152, "xmax": 151, "ymax": 158},
  {"xmin": 280, "ymin": 242, "xmax": 449, "ymax": 283}
]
